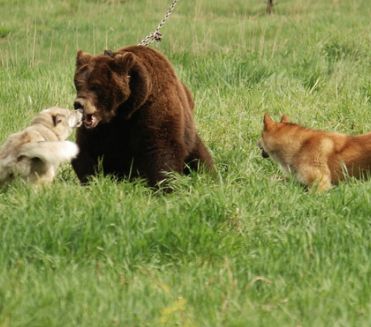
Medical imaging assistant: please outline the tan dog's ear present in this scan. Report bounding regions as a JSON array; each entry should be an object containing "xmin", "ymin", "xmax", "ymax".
[
  {"xmin": 281, "ymin": 115, "xmax": 290, "ymax": 123},
  {"xmin": 263, "ymin": 113, "xmax": 275, "ymax": 131},
  {"xmin": 110, "ymin": 52, "xmax": 135, "ymax": 74},
  {"xmin": 76, "ymin": 50, "xmax": 93, "ymax": 69}
]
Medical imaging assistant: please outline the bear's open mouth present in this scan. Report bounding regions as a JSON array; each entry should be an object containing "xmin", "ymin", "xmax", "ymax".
[{"xmin": 83, "ymin": 114, "xmax": 98, "ymax": 129}]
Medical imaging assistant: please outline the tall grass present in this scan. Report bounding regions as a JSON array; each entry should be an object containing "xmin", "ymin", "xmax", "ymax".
[{"xmin": 1, "ymin": 0, "xmax": 371, "ymax": 326}]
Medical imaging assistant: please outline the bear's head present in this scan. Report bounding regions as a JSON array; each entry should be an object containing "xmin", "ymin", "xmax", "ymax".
[{"xmin": 74, "ymin": 50, "xmax": 151, "ymax": 129}]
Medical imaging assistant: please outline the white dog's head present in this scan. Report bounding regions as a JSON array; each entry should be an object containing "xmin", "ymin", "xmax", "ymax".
[{"xmin": 33, "ymin": 107, "xmax": 83, "ymax": 140}]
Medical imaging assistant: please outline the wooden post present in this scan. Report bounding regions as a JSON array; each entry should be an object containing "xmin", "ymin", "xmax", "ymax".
[{"xmin": 267, "ymin": 0, "xmax": 273, "ymax": 14}]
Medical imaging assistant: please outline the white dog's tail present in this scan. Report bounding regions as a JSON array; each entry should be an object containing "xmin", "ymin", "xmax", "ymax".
[{"xmin": 18, "ymin": 141, "xmax": 79, "ymax": 165}]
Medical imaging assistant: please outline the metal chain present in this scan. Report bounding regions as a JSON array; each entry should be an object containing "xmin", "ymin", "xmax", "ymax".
[{"xmin": 138, "ymin": 0, "xmax": 179, "ymax": 47}]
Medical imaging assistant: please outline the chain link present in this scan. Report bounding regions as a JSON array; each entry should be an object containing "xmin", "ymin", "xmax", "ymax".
[{"xmin": 138, "ymin": 0, "xmax": 179, "ymax": 47}]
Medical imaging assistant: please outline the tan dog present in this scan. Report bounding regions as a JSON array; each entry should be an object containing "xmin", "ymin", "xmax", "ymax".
[
  {"xmin": 0, "ymin": 107, "xmax": 83, "ymax": 186},
  {"xmin": 258, "ymin": 114, "xmax": 371, "ymax": 191}
]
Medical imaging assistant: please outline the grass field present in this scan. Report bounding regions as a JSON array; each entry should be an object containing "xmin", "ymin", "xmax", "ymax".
[{"xmin": 1, "ymin": 0, "xmax": 371, "ymax": 326}]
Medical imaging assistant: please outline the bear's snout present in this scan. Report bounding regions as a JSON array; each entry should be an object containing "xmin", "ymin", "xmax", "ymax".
[{"xmin": 74, "ymin": 99, "xmax": 85, "ymax": 110}]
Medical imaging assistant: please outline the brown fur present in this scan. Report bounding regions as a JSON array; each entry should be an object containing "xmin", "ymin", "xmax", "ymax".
[
  {"xmin": 72, "ymin": 45, "xmax": 213, "ymax": 189},
  {"xmin": 258, "ymin": 114, "xmax": 371, "ymax": 191}
]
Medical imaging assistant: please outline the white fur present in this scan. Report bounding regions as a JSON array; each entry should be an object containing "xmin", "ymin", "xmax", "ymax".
[
  {"xmin": 0, "ymin": 107, "xmax": 82, "ymax": 186},
  {"xmin": 19, "ymin": 141, "xmax": 78, "ymax": 165}
]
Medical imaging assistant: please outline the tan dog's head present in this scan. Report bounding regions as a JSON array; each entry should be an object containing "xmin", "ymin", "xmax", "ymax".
[
  {"xmin": 258, "ymin": 114, "xmax": 290, "ymax": 159},
  {"xmin": 32, "ymin": 107, "xmax": 83, "ymax": 140}
]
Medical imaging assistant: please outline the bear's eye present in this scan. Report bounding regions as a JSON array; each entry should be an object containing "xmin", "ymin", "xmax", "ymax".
[{"xmin": 91, "ymin": 84, "xmax": 101, "ymax": 92}]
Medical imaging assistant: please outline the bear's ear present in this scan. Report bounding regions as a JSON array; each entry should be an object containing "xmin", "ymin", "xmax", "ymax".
[
  {"xmin": 110, "ymin": 52, "xmax": 135, "ymax": 74},
  {"xmin": 263, "ymin": 113, "xmax": 275, "ymax": 131},
  {"xmin": 104, "ymin": 49, "xmax": 114, "ymax": 58},
  {"xmin": 76, "ymin": 50, "xmax": 93, "ymax": 69},
  {"xmin": 280, "ymin": 115, "xmax": 290, "ymax": 123}
]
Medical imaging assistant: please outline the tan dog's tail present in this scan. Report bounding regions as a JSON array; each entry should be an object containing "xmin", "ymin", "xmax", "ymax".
[{"xmin": 18, "ymin": 141, "xmax": 79, "ymax": 165}]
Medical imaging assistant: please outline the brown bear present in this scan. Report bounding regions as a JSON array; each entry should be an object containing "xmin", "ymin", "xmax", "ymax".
[{"xmin": 72, "ymin": 45, "xmax": 214, "ymax": 190}]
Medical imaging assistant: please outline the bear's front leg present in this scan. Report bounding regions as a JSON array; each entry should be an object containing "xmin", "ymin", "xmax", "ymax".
[
  {"xmin": 185, "ymin": 133, "xmax": 214, "ymax": 173},
  {"xmin": 139, "ymin": 146, "xmax": 185, "ymax": 192},
  {"xmin": 72, "ymin": 150, "xmax": 99, "ymax": 184}
]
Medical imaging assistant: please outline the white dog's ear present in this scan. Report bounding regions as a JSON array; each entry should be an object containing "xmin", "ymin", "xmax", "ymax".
[{"xmin": 52, "ymin": 114, "xmax": 64, "ymax": 126}]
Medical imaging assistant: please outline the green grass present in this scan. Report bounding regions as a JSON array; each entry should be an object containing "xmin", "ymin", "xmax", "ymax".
[{"xmin": 2, "ymin": 0, "xmax": 371, "ymax": 326}]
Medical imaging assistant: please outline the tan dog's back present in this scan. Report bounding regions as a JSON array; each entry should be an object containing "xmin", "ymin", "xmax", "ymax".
[{"xmin": 259, "ymin": 114, "xmax": 371, "ymax": 190}]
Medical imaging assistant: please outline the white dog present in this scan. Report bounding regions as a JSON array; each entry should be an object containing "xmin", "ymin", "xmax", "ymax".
[{"xmin": 0, "ymin": 107, "xmax": 83, "ymax": 186}]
